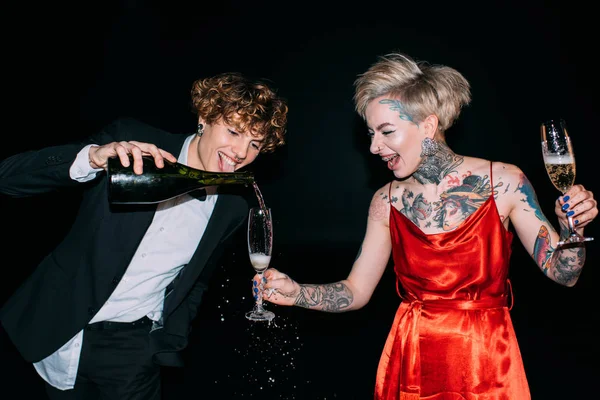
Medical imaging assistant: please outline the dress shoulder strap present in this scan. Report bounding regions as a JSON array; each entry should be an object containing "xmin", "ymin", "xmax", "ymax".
[{"xmin": 489, "ymin": 161, "xmax": 494, "ymax": 191}]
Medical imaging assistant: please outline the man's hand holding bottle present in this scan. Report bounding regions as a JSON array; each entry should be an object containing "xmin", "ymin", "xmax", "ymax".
[{"xmin": 89, "ymin": 141, "xmax": 177, "ymax": 174}]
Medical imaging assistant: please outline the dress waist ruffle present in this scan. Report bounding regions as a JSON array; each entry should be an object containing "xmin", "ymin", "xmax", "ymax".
[{"xmin": 402, "ymin": 294, "xmax": 508, "ymax": 310}]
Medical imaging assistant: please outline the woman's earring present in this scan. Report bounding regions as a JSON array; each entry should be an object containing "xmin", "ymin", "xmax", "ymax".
[
  {"xmin": 197, "ymin": 123, "xmax": 204, "ymax": 137},
  {"xmin": 420, "ymin": 137, "xmax": 439, "ymax": 157}
]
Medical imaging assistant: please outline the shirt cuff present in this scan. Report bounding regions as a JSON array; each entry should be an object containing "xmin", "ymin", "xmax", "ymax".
[{"xmin": 69, "ymin": 144, "xmax": 103, "ymax": 182}]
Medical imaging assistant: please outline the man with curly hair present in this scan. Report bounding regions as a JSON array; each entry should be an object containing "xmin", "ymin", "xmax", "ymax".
[{"xmin": 0, "ymin": 72, "xmax": 288, "ymax": 399}]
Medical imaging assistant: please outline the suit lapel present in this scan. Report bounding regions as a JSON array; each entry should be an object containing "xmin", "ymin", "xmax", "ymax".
[
  {"xmin": 153, "ymin": 130, "xmax": 248, "ymax": 314},
  {"xmin": 108, "ymin": 132, "xmax": 188, "ymax": 257},
  {"xmin": 165, "ymin": 191, "xmax": 246, "ymax": 312}
]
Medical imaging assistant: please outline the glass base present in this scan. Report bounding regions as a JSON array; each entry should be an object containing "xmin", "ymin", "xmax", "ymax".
[
  {"xmin": 245, "ymin": 309, "xmax": 275, "ymax": 322},
  {"xmin": 557, "ymin": 234, "xmax": 594, "ymax": 246}
]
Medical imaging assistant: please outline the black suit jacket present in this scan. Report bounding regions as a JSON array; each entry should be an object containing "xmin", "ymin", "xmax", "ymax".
[{"xmin": 0, "ymin": 118, "xmax": 249, "ymax": 366}]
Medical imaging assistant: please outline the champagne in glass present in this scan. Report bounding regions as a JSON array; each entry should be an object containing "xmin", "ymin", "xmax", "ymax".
[
  {"xmin": 245, "ymin": 206, "xmax": 275, "ymax": 322},
  {"xmin": 544, "ymin": 154, "xmax": 575, "ymax": 194},
  {"xmin": 249, "ymin": 253, "xmax": 271, "ymax": 272},
  {"xmin": 541, "ymin": 119, "xmax": 593, "ymax": 246}
]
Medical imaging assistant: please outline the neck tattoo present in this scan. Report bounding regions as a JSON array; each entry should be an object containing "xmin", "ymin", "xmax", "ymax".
[{"xmin": 412, "ymin": 142, "xmax": 464, "ymax": 185}]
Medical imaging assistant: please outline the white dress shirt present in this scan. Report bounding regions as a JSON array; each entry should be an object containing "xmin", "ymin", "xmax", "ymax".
[{"xmin": 34, "ymin": 135, "xmax": 217, "ymax": 390}]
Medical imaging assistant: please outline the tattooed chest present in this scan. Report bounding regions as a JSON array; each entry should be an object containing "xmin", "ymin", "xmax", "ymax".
[
  {"xmin": 388, "ymin": 193, "xmax": 446, "ymax": 231},
  {"xmin": 389, "ymin": 173, "xmax": 496, "ymax": 232}
]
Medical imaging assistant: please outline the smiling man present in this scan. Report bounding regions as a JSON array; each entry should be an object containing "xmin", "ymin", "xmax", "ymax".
[{"xmin": 0, "ymin": 72, "xmax": 288, "ymax": 400}]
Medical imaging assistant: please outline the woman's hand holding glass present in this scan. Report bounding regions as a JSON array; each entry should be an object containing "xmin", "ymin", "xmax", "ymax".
[
  {"xmin": 554, "ymin": 184, "xmax": 597, "ymax": 239},
  {"xmin": 252, "ymin": 268, "xmax": 300, "ymax": 307}
]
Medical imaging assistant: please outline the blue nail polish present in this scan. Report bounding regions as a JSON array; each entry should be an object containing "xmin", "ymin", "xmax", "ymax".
[
  {"xmin": 563, "ymin": 195, "xmax": 570, "ymax": 202},
  {"xmin": 262, "ymin": 277, "xmax": 267, "ymax": 283},
  {"xmin": 254, "ymin": 295, "xmax": 258, "ymax": 300},
  {"xmin": 575, "ymin": 220, "xmax": 580, "ymax": 225},
  {"xmin": 567, "ymin": 210, "xmax": 574, "ymax": 217},
  {"xmin": 253, "ymin": 281, "xmax": 257, "ymax": 286},
  {"xmin": 561, "ymin": 203, "xmax": 569, "ymax": 211},
  {"xmin": 253, "ymin": 287, "xmax": 259, "ymax": 293}
]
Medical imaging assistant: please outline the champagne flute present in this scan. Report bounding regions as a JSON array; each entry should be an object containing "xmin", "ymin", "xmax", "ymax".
[
  {"xmin": 540, "ymin": 119, "xmax": 594, "ymax": 246},
  {"xmin": 245, "ymin": 207, "xmax": 275, "ymax": 322}
]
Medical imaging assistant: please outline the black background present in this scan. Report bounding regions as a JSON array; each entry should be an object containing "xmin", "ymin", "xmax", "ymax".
[{"xmin": 1, "ymin": 0, "xmax": 598, "ymax": 399}]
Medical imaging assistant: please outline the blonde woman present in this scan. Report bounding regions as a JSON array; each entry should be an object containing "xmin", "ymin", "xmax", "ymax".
[{"xmin": 257, "ymin": 53, "xmax": 597, "ymax": 399}]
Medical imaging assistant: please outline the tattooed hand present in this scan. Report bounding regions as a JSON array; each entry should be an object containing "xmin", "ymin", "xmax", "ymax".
[
  {"xmin": 255, "ymin": 268, "xmax": 355, "ymax": 312},
  {"xmin": 555, "ymin": 184, "xmax": 598, "ymax": 232},
  {"xmin": 253, "ymin": 268, "xmax": 301, "ymax": 307}
]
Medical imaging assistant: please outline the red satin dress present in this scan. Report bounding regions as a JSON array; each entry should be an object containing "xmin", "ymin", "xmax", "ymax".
[{"xmin": 375, "ymin": 167, "xmax": 531, "ymax": 400}]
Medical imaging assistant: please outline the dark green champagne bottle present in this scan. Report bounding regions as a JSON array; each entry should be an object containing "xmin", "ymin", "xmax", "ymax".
[{"xmin": 107, "ymin": 155, "xmax": 254, "ymax": 204}]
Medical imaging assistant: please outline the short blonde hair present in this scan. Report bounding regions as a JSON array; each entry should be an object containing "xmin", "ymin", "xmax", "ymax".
[
  {"xmin": 353, "ymin": 52, "xmax": 471, "ymax": 132},
  {"xmin": 191, "ymin": 72, "xmax": 288, "ymax": 153}
]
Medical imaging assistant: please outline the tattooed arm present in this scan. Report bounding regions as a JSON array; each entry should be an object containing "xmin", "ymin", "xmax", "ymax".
[
  {"xmin": 260, "ymin": 183, "xmax": 394, "ymax": 312},
  {"xmin": 506, "ymin": 164, "xmax": 597, "ymax": 286}
]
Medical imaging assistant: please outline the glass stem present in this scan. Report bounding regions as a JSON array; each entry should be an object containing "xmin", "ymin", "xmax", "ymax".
[
  {"xmin": 255, "ymin": 271, "xmax": 265, "ymax": 311},
  {"xmin": 567, "ymin": 215, "xmax": 578, "ymax": 237}
]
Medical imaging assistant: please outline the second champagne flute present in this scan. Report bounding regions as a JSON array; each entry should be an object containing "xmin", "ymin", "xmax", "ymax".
[{"xmin": 540, "ymin": 118, "xmax": 594, "ymax": 246}]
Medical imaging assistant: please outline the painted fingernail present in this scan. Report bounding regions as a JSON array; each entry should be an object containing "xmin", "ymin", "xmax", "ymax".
[
  {"xmin": 575, "ymin": 220, "xmax": 580, "ymax": 225},
  {"xmin": 253, "ymin": 287, "xmax": 259, "ymax": 293},
  {"xmin": 567, "ymin": 210, "xmax": 575, "ymax": 217},
  {"xmin": 262, "ymin": 277, "xmax": 267, "ymax": 283},
  {"xmin": 254, "ymin": 295, "xmax": 258, "ymax": 300},
  {"xmin": 253, "ymin": 280, "xmax": 257, "ymax": 286},
  {"xmin": 563, "ymin": 195, "xmax": 570, "ymax": 202},
  {"xmin": 561, "ymin": 203, "xmax": 569, "ymax": 211}
]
